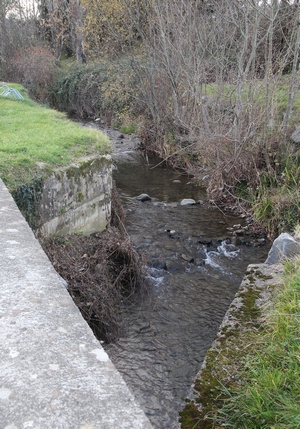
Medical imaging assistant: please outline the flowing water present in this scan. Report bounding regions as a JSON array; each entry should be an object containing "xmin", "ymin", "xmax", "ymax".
[
  {"xmin": 103, "ymin": 150, "xmax": 269, "ymax": 428},
  {"xmin": 75, "ymin": 118, "xmax": 270, "ymax": 428}
]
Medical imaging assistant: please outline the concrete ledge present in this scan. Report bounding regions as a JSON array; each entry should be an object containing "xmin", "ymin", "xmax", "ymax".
[{"xmin": 0, "ymin": 179, "xmax": 153, "ymax": 429}]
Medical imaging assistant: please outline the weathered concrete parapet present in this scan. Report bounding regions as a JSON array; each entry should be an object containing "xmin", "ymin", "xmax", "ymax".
[
  {"xmin": 209, "ymin": 263, "xmax": 283, "ymax": 340},
  {"xmin": 38, "ymin": 155, "xmax": 112, "ymax": 236},
  {"xmin": 0, "ymin": 179, "xmax": 153, "ymax": 429}
]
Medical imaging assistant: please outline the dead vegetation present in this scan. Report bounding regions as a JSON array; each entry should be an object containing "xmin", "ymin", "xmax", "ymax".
[{"xmin": 42, "ymin": 186, "xmax": 145, "ymax": 343}]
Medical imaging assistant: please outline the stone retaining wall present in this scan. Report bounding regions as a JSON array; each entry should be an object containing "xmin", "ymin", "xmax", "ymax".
[{"xmin": 38, "ymin": 155, "xmax": 112, "ymax": 236}]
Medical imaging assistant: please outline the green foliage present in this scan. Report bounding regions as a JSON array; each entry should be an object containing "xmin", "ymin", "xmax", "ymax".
[
  {"xmin": 12, "ymin": 176, "xmax": 44, "ymax": 229},
  {"xmin": 253, "ymin": 190, "xmax": 300, "ymax": 237},
  {"xmin": 0, "ymin": 84, "xmax": 111, "ymax": 191},
  {"xmin": 234, "ymin": 180, "xmax": 254, "ymax": 202},
  {"xmin": 253, "ymin": 156, "xmax": 300, "ymax": 236},
  {"xmin": 120, "ymin": 123, "xmax": 137, "ymax": 134},
  {"xmin": 50, "ymin": 59, "xmax": 140, "ymax": 124},
  {"xmin": 217, "ymin": 259, "xmax": 300, "ymax": 429}
]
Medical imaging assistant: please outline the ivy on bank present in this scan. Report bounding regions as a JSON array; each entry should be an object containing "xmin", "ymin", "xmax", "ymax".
[{"xmin": 12, "ymin": 176, "xmax": 44, "ymax": 230}]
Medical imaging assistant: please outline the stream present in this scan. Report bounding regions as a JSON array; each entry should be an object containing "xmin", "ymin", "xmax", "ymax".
[{"xmin": 81, "ymin": 123, "xmax": 270, "ymax": 428}]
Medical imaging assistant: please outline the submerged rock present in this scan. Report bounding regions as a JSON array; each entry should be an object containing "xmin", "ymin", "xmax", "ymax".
[
  {"xmin": 198, "ymin": 238, "xmax": 212, "ymax": 246},
  {"xmin": 181, "ymin": 254, "xmax": 194, "ymax": 263},
  {"xmin": 151, "ymin": 260, "xmax": 168, "ymax": 271}
]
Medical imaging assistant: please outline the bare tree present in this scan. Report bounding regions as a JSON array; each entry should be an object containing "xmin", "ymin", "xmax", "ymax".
[
  {"xmin": 0, "ymin": 0, "xmax": 16, "ymax": 60},
  {"xmin": 39, "ymin": 0, "xmax": 85, "ymax": 61},
  {"xmin": 122, "ymin": 0, "xmax": 300, "ymax": 195},
  {"xmin": 0, "ymin": 0, "xmax": 39, "ymax": 76}
]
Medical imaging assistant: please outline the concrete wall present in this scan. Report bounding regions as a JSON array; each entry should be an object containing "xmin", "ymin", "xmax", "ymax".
[
  {"xmin": 38, "ymin": 155, "xmax": 112, "ymax": 236},
  {"xmin": 0, "ymin": 178, "xmax": 153, "ymax": 429},
  {"xmin": 180, "ymin": 262, "xmax": 284, "ymax": 426}
]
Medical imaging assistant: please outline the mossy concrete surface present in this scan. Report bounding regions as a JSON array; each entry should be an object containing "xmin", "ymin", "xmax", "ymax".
[
  {"xmin": 0, "ymin": 179, "xmax": 153, "ymax": 429},
  {"xmin": 179, "ymin": 263, "xmax": 284, "ymax": 429},
  {"xmin": 38, "ymin": 155, "xmax": 112, "ymax": 236}
]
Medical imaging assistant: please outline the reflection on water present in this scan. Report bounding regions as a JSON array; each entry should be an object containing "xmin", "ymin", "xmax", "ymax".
[
  {"xmin": 104, "ymin": 152, "xmax": 269, "ymax": 428},
  {"xmin": 112, "ymin": 152, "xmax": 205, "ymax": 203}
]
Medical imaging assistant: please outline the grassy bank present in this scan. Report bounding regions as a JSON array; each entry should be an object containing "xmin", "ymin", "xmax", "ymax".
[
  {"xmin": 0, "ymin": 83, "xmax": 111, "ymax": 191},
  {"xmin": 180, "ymin": 258, "xmax": 300, "ymax": 429},
  {"xmin": 0, "ymin": 83, "xmax": 146, "ymax": 344},
  {"xmin": 217, "ymin": 257, "xmax": 300, "ymax": 429}
]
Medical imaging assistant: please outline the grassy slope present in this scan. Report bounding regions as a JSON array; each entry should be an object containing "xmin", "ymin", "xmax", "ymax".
[{"xmin": 0, "ymin": 83, "xmax": 111, "ymax": 191}]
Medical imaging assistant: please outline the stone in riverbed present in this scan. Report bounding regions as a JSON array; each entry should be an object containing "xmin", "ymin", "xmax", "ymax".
[
  {"xmin": 136, "ymin": 193, "xmax": 152, "ymax": 202},
  {"xmin": 265, "ymin": 232, "xmax": 300, "ymax": 264},
  {"xmin": 166, "ymin": 229, "xmax": 176, "ymax": 237},
  {"xmin": 180, "ymin": 198, "xmax": 196, "ymax": 206},
  {"xmin": 152, "ymin": 260, "xmax": 168, "ymax": 270},
  {"xmin": 181, "ymin": 254, "xmax": 194, "ymax": 263},
  {"xmin": 198, "ymin": 237, "xmax": 212, "ymax": 246}
]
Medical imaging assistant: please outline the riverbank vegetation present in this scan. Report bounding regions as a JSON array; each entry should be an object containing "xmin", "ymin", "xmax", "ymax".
[
  {"xmin": 1, "ymin": 1, "xmax": 300, "ymax": 425},
  {"xmin": 0, "ymin": 83, "xmax": 110, "ymax": 191},
  {"xmin": 180, "ymin": 258, "xmax": 300, "ymax": 429},
  {"xmin": 42, "ymin": 212, "xmax": 146, "ymax": 343},
  {"xmin": 217, "ymin": 256, "xmax": 300, "ymax": 428},
  {"xmin": 2, "ymin": 0, "xmax": 300, "ymax": 237}
]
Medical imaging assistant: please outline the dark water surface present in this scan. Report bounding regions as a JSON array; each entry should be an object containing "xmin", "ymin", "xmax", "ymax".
[{"xmin": 104, "ymin": 152, "xmax": 269, "ymax": 428}]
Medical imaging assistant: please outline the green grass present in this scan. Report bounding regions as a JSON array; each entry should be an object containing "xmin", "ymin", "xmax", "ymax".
[
  {"xmin": 218, "ymin": 258, "xmax": 300, "ymax": 429},
  {"xmin": 203, "ymin": 77, "xmax": 300, "ymax": 121},
  {"xmin": 0, "ymin": 83, "xmax": 111, "ymax": 191},
  {"xmin": 120, "ymin": 123, "xmax": 137, "ymax": 134}
]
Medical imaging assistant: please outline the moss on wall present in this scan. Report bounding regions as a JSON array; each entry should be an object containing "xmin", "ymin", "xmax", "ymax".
[{"xmin": 179, "ymin": 264, "xmax": 283, "ymax": 429}]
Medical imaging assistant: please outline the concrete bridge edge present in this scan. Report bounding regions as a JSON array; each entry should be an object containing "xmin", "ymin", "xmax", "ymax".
[{"xmin": 0, "ymin": 179, "xmax": 153, "ymax": 429}]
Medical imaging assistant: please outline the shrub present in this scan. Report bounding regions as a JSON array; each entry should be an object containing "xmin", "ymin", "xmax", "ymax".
[
  {"xmin": 10, "ymin": 45, "xmax": 59, "ymax": 102},
  {"xmin": 253, "ymin": 155, "xmax": 300, "ymax": 237},
  {"xmin": 49, "ymin": 58, "xmax": 142, "ymax": 123}
]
